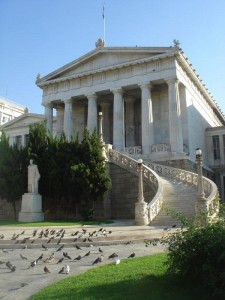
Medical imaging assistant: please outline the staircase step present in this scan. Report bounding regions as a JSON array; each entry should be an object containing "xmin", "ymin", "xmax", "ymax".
[{"xmin": 150, "ymin": 176, "xmax": 197, "ymax": 226}]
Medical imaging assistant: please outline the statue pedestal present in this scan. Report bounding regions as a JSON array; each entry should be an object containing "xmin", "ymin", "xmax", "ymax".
[
  {"xmin": 135, "ymin": 201, "xmax": 149, "ymax": 225},
  {"xmin": 19, "ymin": 193, "xmax": 44, "ymax": 222}
]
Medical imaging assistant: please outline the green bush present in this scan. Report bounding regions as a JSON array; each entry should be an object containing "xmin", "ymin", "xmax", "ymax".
[{"xmin": 161, "ymin": 206, "xmax": 225, "ymax": 299}]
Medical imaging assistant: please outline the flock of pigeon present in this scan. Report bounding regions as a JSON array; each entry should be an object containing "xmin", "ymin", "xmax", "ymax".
[{"xmin": 0, "ymin": 227, "xmax": 137, "ymax": 276}]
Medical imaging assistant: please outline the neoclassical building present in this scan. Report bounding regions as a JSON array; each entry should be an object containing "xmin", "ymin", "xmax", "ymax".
[{"xmin": 36, "ymin": 40, "xmax": 225, "ymax": 169}]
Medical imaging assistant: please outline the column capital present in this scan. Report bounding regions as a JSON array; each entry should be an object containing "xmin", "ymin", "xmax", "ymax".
[
  {"xmin": 139, "ymin": 82, "xmax": 152, "ymax": 89},
  {"xmin": 63, "ymin": 98, "xmax": 73, "ymax": 105},
  {"xmin": 124, "ymin": 96, "xmax": 136, "ymax": 103},
  {"xmin": 44, "ymin": 102, "xmax": 53, "ymax": 108},
  {"xmin": 111, "ymin": 88, "xmax": 123, "ymax": 95},
  {"xmin": 86, "ymin": 93, "xmax": 97, "ymax": 100},
  {"xmin": 165, "ymin": 77, "xmax": 179, "ymax": 85}
]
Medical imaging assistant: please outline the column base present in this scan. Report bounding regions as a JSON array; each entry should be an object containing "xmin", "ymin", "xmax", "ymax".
[
  {"xmin": 19, "ymin": 193, "xmax": 44, "ymax": 222},
  {"xmin": 195, "ymin": 196, "xmax": 208, "ymax": 214},
  {"xmin": 135, "ymin": 201, "xmax": 149, "ymax": 225}
]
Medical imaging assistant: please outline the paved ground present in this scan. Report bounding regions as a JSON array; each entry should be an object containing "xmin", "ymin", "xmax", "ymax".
[{"xmin": 0, "ymin": 221, "xmax": 177, "ymax": 300}]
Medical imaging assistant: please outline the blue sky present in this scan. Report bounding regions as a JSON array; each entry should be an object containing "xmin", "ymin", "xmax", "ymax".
[{"xmin": 1, "ymin": 0, "xmax": 225, "ymax": 115}]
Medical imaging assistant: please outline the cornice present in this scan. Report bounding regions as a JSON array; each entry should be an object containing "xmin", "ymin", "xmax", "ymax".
[
  {"xmin": 36, "ymin": 50, "xmax": 177, "ymax": 88},
  {"xmin": 176, "ymin": 50, "xmax": 225, "ymax": 123}
]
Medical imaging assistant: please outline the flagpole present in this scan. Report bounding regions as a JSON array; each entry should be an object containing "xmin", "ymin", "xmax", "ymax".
[{"xmin": 103, "ymin": 3, "xmax": 105, "ymax": 43}]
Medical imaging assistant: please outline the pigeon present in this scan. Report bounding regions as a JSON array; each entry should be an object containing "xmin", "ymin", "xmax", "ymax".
[
  {"xmin": 63, "ymin": 252, "xmax": 72, "ymax": 260},
  {"xmin": 114, "ymin": 258, "xmax": 120, "ymax": 265},
  {"xmin": 56, "ymin": 244, "xmax": 64, "ymax": 252},
  {"xmin": 20, "ymin": 254, "xmax": 28, "ymax": 260},
  {"xmin": 32, "ymin": 229, "xmax": 37, "ymax": 237},
  {"xmin": 37, "ymin": 253, "xmax": 44, "ymax": 261},
  {"xmin": 83, "ymin": 238, "xmax": 87, "ymax": 242},
  {"xmin": 6, "ymin": 261, "xmax": 13, "ymax": 269},
  {"xmin": 99, "ymin": 248, "xmax": 103, "ymax": 254},
  {"xmin": 75, "ymin": 245, "xmax": 82, "ymax": 250},
  {"xmin": 57, "ymin": 257, "xmax": 64, "ymax": 264},
  {"xmin": 44, "ymin": 266, "xmax": 50, "ymax": 273},
  {"xmin": 128, "ymin": 252, "xmax": 135, "ymax": 258},
  {"xmin": 172, "ymin": 224, "xmax": 177, "ymax": 228},
  {"xmin": 83, "ymin": 251, "xmax": 90, "ymax": 257},
  {"xmin": 21, "ymin": 230, "xmax": 25, "ymax": 235},
  {"xmin": 108, "ymin": 253, "xmax": 118, "ymax": 259},
  {"xmin": 74, "ymin": 255, "xmax": 82, "ymax": 261},
  {"xmin": 2, "ymin": 249, "xmax": 9, "ymax": 253},
  {"xmin": 29, "ymin": 260, "xmax": 37, "ymax": 268},
  {"xmin": 42, "ymin": 244, "xmax": 48, "ymax": 251},
  {"xmin": 10, "ymin": 266, "xmax": 16, "ymax": 272},
  {"xmin": 0, "ymin": 234, "xmax": 5, "ymax": 239},
  {"xmin": 125, "ymin": 241, "xmax": 132, "ymax": 245},
  {"xmin": 92, "ymin": 256, "xmax": 102, "ymax": 265},
  {"xmin": 59, "ymin": 264, "xmax": 70, "ymax": 274},
  {"xmin": 64, "ymin": 264, "xmax": 70, "ymax": 274}
]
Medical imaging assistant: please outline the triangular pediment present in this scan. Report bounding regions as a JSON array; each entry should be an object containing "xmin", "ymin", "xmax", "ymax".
[
  {"xmin": 0, "ymin": 113, "xmax": 45, "ymax": 130},
  {"xmin": 37, "ymin": 46, "xmax": 176, "ymax": 85}
]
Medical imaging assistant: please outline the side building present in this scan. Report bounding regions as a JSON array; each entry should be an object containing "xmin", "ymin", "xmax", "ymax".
[{"xmin": 0, "ymin": 96, "xmax": 28, "ymax": 125}]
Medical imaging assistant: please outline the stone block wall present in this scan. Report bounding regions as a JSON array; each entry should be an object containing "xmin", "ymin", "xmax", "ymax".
[
  {"xmin": 0, "ymin": 198, "xmax": 21, "ymax": 220},
  {"xmin": 109, "ymin": 163, "xmax": 154, "ymax": 219}
]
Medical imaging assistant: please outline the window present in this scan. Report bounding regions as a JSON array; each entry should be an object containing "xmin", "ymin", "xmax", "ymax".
[
  {"xmin": 24, "ymin": 134, "xmax": 29, "ymax": 147},
  {"xmin": 213, "ymin": 135, "xmax": 220, "ymax": 160},
  {"xmin": 15, "ymin": 135, "xmax": 22, "ymax": 148},
  {"xmin": 223, "ymin": 135, "xmax": 225, "ymax": 160}
]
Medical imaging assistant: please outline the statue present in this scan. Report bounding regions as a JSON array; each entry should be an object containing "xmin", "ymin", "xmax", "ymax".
[{"xmin": 28, "ymin": 159, "xmax": 40, "ymax": 194}]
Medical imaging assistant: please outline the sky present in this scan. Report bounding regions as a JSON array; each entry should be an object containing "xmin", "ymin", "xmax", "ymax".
[{"xmin": 1, "ymin": 0, "xmax": 225, "ymax": 115}]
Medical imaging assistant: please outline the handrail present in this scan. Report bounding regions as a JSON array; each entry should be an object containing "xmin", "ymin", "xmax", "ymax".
[
  {"xmin": 146, "ymin": 161, "xmax": 219, "ymax": 219},
  {"xmin": 107, "ymin": 148, "xmax": 163, "ymax": 222}
]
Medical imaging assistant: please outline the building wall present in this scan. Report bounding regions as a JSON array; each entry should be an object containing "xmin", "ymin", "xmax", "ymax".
[
  {"xmin": 0, "ymin": 97, "xmax": 27, "ymax": 126},
  {"xmin": 109, "ymin": 163, "xmax": 155, "ymax": 219}
]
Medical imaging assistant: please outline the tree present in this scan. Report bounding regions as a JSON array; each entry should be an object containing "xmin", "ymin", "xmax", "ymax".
[
  {"xmin": 0, "ymin": 132, "xmax": 27, "ymax": 219},
  {"xmin": 71, "ymin": 128, "xmax": 111, "ymax": 219}
]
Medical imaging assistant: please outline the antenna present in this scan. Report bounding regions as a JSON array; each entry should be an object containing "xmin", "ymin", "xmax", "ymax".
[{"xmin": 102, "ymin": 2, "xmax": 106, "ymax": 43}]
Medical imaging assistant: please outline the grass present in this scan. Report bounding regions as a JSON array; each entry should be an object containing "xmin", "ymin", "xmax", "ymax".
[
  {"xmin": 30, "ymin": 253, "xmax": 210, "ymax": 300},
  {"xmin": 0, "ymin": 220, "xmax": 113, "ymax": 227}
]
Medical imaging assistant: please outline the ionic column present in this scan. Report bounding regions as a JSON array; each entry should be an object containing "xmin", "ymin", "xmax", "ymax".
[
  {"xmin": 44, "ymin": 103, "xmax": 53, "ymax": 134},
  {"xmin": 140, "ymin": 83, "xmax": 154, "ymax": 155},
  {"xmin": 63, "ymin": 99, "xmax": 73, "ymax": 141},
  {"xmin": 167, "ymin": 78, "xmax": 183, "ymax": 153},
  {"xmin": 55, "ymin": 105, "xmax": 64, "ymax": 138},
  {"xmin": 100, "ymin": 101, "xmax": 112, "ymax": 144},
  {"xmin": 87, "ymin": 94, "xmax": 98, "ymax": 133},
  {"xmin": 112, "ymin": 89, "xmax": 125, "ymax": 151},
  {"xmin": 124, "ymin": 96, "xmax": 136, "ymax": 147}
]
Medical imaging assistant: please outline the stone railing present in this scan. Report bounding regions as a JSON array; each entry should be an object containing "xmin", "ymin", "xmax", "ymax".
[
  {"xmin": 151, "ymin": 143, "xmax": 171, "ymax": 153},
  {"xmin": 108, "ymin": 148, "xmax": 163, "ymax": 222},
  {"xmin": 125, "ymin": 146, "xmax": 142, "ymax": 155},
  {"xmin": 146, "ymin": 162, "xmax": 219, "ymax": 219}
]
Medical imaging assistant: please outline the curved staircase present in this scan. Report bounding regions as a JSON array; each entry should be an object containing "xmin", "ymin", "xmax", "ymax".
[
  {"xmin": 107, "ymin": 147, "xmax": 219, "ymax": 226},
  {"xmin": 151, "ymin": 176, "xmax": 197, "ymax": 226}
]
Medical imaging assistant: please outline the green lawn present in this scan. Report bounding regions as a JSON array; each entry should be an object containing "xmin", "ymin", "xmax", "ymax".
[
  {"xmin": 30, "ymin": 253, "xmax": 210, "ymax": 300},
  {"xmin": 0, "ymin": 220, "xmax": 113, "ymax": 227}
]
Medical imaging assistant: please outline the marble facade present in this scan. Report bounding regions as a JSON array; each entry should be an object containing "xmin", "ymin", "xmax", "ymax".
[{"xmin": 36, "ymin": 42, "xmax": 225, "ymax": 166}]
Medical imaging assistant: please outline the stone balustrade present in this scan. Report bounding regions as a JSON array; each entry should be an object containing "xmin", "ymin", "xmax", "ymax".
[
  {"xmin": 108, "ymin": 148, "xmax": 163, "ymax": 222},
  {"xmin": 146, "ymin": 161, "xmax": 219, "ymax": 219}
]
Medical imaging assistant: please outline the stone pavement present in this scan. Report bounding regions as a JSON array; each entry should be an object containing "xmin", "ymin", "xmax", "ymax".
[{"xmin": 0, "ymin": 220, "xmax": 177, "ymax": 300}]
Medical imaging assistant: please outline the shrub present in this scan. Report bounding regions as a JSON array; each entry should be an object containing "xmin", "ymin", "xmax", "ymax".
[{"xmin": 146, "ymin": 205, "xmax": 225, "ymax": 299}]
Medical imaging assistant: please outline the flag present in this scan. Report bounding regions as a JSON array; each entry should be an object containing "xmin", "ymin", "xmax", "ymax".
[{"xmin": 102, "ymin": 3, "xmax": 105, "ymax": 19}]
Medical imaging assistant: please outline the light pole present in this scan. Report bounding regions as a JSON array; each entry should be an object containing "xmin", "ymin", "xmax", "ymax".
[
  {"xmin": 99, "ymin": 112, "xmax": 103, "ymax": 143},
  {"xmin": 195, "ymin": 148, "xmax": 208, "ymax": 215},
  {"xmin": 135, "ymin": 159, "xmax": 148, "ymax": 225},
  {"xmin": 98, "ymin": 111, "xmax": 106, "ymax": 159},
  {"xmin": 138, "ymin": 159, "xmax": 144, "ymax": 202}
]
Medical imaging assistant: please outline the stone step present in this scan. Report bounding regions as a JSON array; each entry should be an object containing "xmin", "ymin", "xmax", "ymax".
[{"xmin": 150, "ymin": 175, "xmax": 197, "ymax": 226}]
